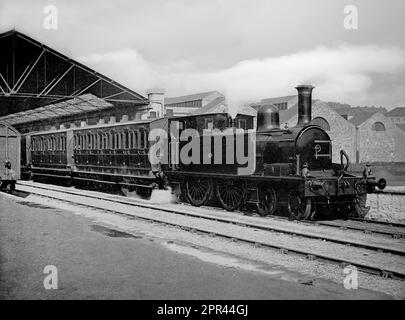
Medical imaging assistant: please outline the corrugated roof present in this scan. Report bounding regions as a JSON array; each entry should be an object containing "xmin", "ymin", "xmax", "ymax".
[
  {"xmin": 0, "ymin": 29, "xmax": 148, "ymax": 113},
  {"xmin": 0, "ymin": 94, "xmax": 112, "ymax": 126},
  {"xmin": 348, "ymin": 112, "xmax": 375, "ymax": 126},
  {"xmin": 191, "ymin": 97, "xmax": 256, "ymax": 116},
  {"xmin": 278, "ymin": 100, "xmax": 344, "ymax": 124},
  {"xmin": 260, "ymin": 95, "xmax": 297, "ymax": 105},
  {"xmin": 165, "ymin": 91, "xmax": 224, "ymax": 105},
  {"xmin": 387, "ymin": 107, "xmax": 405, "ymax": 117},
  {"xmin": 192, "ymin": 97, "xmax": 227, "ymax": 115}
]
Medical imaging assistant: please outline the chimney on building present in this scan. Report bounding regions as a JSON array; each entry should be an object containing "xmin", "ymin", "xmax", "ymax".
[
  {"xmin": 121, "ymin": 114, "xmax": 129, "ymax": 122},
  {"xmin": 109, "ymin": 116, "xmax": 116, "ymax": 124},
  {"xmin": 80, "ymin": 121, "xmax": 86, "ymax": 128},
  {"xmin": 296, "ymin": 85, "xmax": 314, "ymax": 127},
  {"xmin": 146, "ymin": 88, "xmax": 165, "ymax": 118}
]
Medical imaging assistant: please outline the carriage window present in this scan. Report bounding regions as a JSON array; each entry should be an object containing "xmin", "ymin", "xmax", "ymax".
[
  {"xmin": 111, "ymin": 133, "xmax": 116, "ymax": 149},
  {"xmin": 116, "ymin": 133, "xmax": 120, "ymax": 149},
  {"xmin": 120, "ymin": 132, "xmax": 124, "ymax": 149},
  {"xmin": 124, "ymin": 131, "xmax": 129, "ymax": 149},
  {"xmin": 237, "ymin": 119, "xmax": 247, "ymax": 130},
  {"xmin": 96, "ymin": 133, "xmax": 100, "ymax": 149},
  {"xmin": 140, "ymin": 131, "xmax": 145, "ymax": 148},
  {"xmin": 133, "ymin": 131, "xmax": 138, "ymax": 148},
  {"xmin": 204, "ymin": 118, "xmax": 214, "ymax": 130},
  {"xmin": 216, "ymin": 116, "xmax": 227, "ymax": 130},
  {"xmin": 127, "ymin": 131, "xmax": 132, "ymax": 148}
]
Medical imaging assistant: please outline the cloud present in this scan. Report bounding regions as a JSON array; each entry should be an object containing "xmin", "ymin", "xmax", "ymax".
[{"xmin": 78, "ymin": 44, "xmax": 405, "ymax": 110}]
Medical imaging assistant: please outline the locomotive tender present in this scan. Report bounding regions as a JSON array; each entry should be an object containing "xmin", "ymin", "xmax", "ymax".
[{"xmin": 22, "ymin": 85, "xmax": 386, "ymax": 220}]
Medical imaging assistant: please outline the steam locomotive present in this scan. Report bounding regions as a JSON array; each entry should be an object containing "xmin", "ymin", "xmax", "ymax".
[{"xmin": 22, "ymin": 85, "xmax": 386, "ymax": 220}]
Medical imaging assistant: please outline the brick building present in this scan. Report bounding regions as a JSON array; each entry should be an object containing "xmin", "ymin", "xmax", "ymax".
[
  {"xmin": 386, "ymin": 107, "xmax": 405, "ymax": 132},
  {"xmin": 350, "ymin": 112, "xmax": 405, "ymax": 162},
  {"xmin": 279, "ymin": 100, "xmax": 357, "ymax": 163},
  {"xmin": 273, "ymin": 98, "xmax": 405, "ymax": 163}
]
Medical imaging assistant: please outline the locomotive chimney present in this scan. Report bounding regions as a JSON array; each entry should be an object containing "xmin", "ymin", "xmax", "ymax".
[{"xmin": 296, "ymin": 85, "xmax": 314, "ymax": 127}]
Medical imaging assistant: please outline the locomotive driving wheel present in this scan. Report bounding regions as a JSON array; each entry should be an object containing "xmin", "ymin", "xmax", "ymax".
[
  {"xmin": 216, "ymin": 179, "xmax": 246, "ymax": 211},
  {"xmin": 185, "ymin": 177, "xmax": 213, "ymax": 206},
  {"xmin": 256, "ymin": 187, "xmax": 278, "ymax": 216},
  {"xmin": 287, "ymin": 192, "xmax": 312, "ymax": 220}
]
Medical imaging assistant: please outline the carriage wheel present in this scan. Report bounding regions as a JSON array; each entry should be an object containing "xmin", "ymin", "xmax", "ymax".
[
  {"xmin": 287, "ymin": 192, "xmax": 312, "ymax": 220},
  {"xmin": 185, "ymin": 178, "xmax": 213, "ymax": 206},
  {"xmin": 216, "ymin": 180, "xmax": 246, "ymax": 211},
  {"xmin": 256, "ymin": 187, "xmax": 278, "ymax": 216}
]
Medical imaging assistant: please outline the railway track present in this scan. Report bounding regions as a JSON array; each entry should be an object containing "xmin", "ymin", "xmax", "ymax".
[
  {"xmin": 198, "ymin": 203, "xmax": 405, "ymax": 239},
  {"xmin": 17, "ymin": 181, "xmax": 405, "ymax": 238},
  {"xmin": 8, "ymin": 181, "xmax": 405, "ymax": 279}
]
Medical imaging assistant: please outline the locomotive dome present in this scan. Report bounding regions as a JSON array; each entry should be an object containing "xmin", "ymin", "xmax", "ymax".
[{"xmin": 257, "ymin": 104, "xmax": 280, "ymax": 131}]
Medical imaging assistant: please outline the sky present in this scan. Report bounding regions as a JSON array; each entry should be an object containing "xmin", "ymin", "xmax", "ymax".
[{"xmin": 1, "ymin": 0, "xmax": 405, "ymax": 109}]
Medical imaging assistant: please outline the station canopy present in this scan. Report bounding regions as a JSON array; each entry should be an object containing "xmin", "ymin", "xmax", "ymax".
[
  {"xmin": 0, "ymin": 30, "xmax": 148, "ymax": 117},
  {"xmin": 0, "ymin": 93, "xmax": 112, "ymax": 126}
]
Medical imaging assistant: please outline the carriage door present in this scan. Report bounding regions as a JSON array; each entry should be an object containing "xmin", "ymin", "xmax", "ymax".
[{"xmin": 0, "ymin": 122, "xmax": 21, "ymax": 179}]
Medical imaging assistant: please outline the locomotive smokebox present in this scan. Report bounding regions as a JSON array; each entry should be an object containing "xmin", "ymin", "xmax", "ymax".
[{"xmin": 296, "ymin": 85, "xmax": 314, "ymax": 127}]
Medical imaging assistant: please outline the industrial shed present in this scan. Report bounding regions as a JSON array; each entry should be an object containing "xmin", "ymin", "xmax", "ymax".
[{"xmin": 0, "ymin": 29, "xmax": 149, "ymax": 177}]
